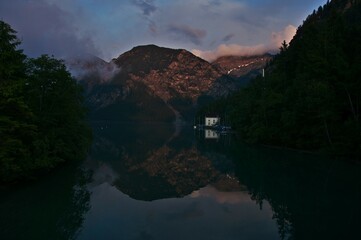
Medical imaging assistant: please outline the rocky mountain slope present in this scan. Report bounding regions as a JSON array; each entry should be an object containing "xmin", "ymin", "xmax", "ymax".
[
  {"xmin": 212, "ymin": 54, "xmax": 273, "ymax": 84},
  {"xmin": 71, "ymin": 45, "xmax": 266, "ymax": 122},
  {"xmin": 112, "ymin": 45, "xmax": 236, "ymax": 101}
]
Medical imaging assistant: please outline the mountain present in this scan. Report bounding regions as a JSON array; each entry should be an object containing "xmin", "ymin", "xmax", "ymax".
[
  {"xmin": 73, "ymin": 45, "xmax": 243, "ymax": 122},
  {"xmin": 112, "ymin": 45, "xmax": 236, "ymax": 101},
  {"xmin": 69, "ymin": 45, "xmax": 272, "ymax": 122},
  {"xmin": 212, "ymin": 54, "xmax": 273, "ymax": 85}
]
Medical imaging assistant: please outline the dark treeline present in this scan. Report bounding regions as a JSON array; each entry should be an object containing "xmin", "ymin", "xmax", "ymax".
[
  {"xmin": 200, "ymin": 0, "xmax": 361, "ymax": 158},
  {"xmin": 0, "ymin": 21, "xmax": 91, "ymax": 182}
]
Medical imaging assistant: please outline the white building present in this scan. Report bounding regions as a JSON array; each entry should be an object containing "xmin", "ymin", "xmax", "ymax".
[{"xmin": 205, "ymin": 116, "xmax": 220, "ymax": 126}]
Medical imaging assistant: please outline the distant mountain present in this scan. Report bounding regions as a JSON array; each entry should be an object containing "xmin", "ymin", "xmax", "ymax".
[
  {"xmin": 65, "ymin": 54, "xmax": 119, "ymax": 92},
  {"xmin": 212, "ymin": 54, "xmax": 273, "ymax": 85},
  {"xmin": 70, "ymin": 45, "xmax": 267, "ymax": 122}
]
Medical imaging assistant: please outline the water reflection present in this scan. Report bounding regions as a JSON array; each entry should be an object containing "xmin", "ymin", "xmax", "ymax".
[
  {"xmin": 230, "ymin": 145, "xmax": 361, "ymax": 239},
  {"xmin": 205, "ymin": 129, "xmax": 219, "ymax": 139},
  {"xmin": 85, "ymin": 122, "xmax": 361, "ymax": 240},
  {"xmin": 78, "ymin": 122, "xmax": 279, "ymax": 239},
  {"xmin": 0, "ymin": 165, "xmax": 92, "ymax": 240},
  {"xmin": 1, "ymin": 122, "xmax": 360, "ymax": 240},
  {"xmin": 88, "ymin": 122, "xmax": 236, "ymax": 201}
]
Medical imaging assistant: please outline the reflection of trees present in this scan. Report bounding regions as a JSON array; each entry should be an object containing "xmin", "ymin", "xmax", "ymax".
[
  {"xmin": 90, "ymin": 122, "xmax": 361, "ymax": 239},
  {"xmin": 56, "ymin": 169, "xmax": 92, "ymax": 240},
  {"xmin": 0, "ymin": 165, "xmax": 92, "ymax": 240},
  {"xmin": 228, "ymin": 145, "xmax": 361, "ymax": 240}
]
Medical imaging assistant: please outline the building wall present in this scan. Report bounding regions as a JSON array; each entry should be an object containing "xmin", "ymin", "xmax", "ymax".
[{"xmin": 205, "ymin": 117, "xmax": 219, "ymax": 126}]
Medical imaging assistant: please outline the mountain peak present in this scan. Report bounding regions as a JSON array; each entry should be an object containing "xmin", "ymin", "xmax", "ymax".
[
  {"xmin": 78, "ymin": 44, "xmax": 272, "ymax": 122},
  {"xmin": 111, "ymin": 44, "xmax": 233, "ymax": 100},
  {"xmin": 131, "ymin": 44, "xmax": 171, "ymax": 50}
]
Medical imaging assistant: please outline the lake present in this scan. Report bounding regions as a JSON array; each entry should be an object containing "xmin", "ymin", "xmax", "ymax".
[{"xmin": 1, "ymin": 122, "xmax": 360, "ymax": 240}]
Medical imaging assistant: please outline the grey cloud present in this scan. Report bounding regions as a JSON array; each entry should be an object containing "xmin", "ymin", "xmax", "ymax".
[
  {"xmin": 148, "ymin": 21, "xmax": 158, "ymax": 35},
  {"xmin": 222, "ymin": 33, "xmax": 235, "ymax": 42},
  {"xmin": 131, "ymin": 0, "xmax": 157, "ymax": 36},
  {"xmin": 167, "ymin": 24, "xmax": 206, "ymax": 45},
  {"xmin": 209, "ymin": 0, "xmax": 222, "ymax": 6},
  {"xmin": 0, "ymin": 0, "xmax": 99, "ymax": 58},
  {"xmin": 202, "ymin": 0, "xmax": 222, "ymax": 11},
  {"xmin": 131, "ymin": 0, "xmax": 157, "ymax": 16}
]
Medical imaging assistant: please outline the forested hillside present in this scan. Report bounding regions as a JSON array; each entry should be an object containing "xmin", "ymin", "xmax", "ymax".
[
  {"xmin": 0, "ymin": 21, "xmax": 91, "ymax": 182},
  {"xmin": 201, "ymin": 0, "xmax": 361, "ymax": 157}
]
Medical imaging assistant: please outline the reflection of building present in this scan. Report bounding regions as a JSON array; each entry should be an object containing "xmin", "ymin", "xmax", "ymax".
[
  {"xmin": 205, "ymin": 116, "xmax": 220, "ymax": 126},
  {"xmin": 205, "ymin": 129, "xmax": 219, "ymax": 139}
]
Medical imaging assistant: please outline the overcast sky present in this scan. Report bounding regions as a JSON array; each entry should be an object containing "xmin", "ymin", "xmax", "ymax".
[{"xmin": 0, "ymin": 0, "xmax": 327, "ymax": 61}]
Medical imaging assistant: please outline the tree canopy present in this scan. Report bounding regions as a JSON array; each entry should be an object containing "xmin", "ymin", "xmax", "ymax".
[
  {"xmin": 200, "ymin": 0, "xmax": 361, "ymax": 158},
  {"xmin": 0, "ymin": 21, "xmax": 91, "ymax": 182}
]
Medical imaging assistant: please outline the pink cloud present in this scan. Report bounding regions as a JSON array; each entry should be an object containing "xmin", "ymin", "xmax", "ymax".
[{"xmin": 192, "ymin": 25, "xmax": 297, "ymax": 62}]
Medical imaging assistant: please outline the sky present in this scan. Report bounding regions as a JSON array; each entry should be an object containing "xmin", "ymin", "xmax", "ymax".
[{"xmin": 0, "ymin": 0, "xmax": 327, "ymax": 62}]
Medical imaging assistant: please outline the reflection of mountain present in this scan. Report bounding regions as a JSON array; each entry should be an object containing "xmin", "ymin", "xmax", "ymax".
[
  {"xmin": 88, "ymin": 122, "xmax": 236, "ymax": 201},
  {"xmin": 117, "ymin": 146, "xmax": 219, "ymax": 200},
  {"xmin": 87, "ymin": 122, "xmax": 361, "ymax": 239}
]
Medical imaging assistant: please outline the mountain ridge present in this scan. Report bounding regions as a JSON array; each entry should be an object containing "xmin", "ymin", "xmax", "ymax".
[{"xmin": 70, "ymin": 44, "xmax": 267, "ymax": 122}]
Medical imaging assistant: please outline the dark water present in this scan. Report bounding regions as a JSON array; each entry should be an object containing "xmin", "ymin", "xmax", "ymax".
[{"xmin": 1, "ymin": 122, "xmax": 361, "ymax": 240}]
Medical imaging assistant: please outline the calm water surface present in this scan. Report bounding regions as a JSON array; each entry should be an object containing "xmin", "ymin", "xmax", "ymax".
[{"xmin": 1, "ymin": 122, "xmax": 360, "ymax": 240}]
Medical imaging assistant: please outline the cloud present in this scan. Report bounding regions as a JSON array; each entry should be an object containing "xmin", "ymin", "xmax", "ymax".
[
  {"xmin": 167, "ymin": 24, "xmax": 207, "ymax": 45},
  {"xmin": 271, "ymin": 24, "xmax": 297, "ymax": 47},
  {"xmin": 148, "ymin": 21, "xmax": 158, "ymax": 35},
  {"xmin": 131, "ymin": 0, "xmax": 158, "ymax": 37},
  {"xmin": 222, "ymin": 33, "xmax": 235, "ymax": 42},
  {"xmin": 131, "ymin": 0, "xmax": 157, "ymax": 16},
  {"xmin": 202, "ymin": 0, "xmax": 222, "ymax": 10},
  {"xmin": 66, "ymin": 57, "xmax": 121, "ymax": 83},
  {"xmin": 0, "ymin": 0, "xmax": 322, "ymax": 61},
  {"xmin": 192, "ymin": 44, "xmax": 267, "ymax": 62},
  {"xmin": 190, "ymin": 186, "xmax": 252, "ymax": 205},
  {"xmin": 192, "ymin": 25, "xmax": 297, "ymax": 62},
  {"xmin": 0, "ymin": 0, "xmax": 99, "ymax": 58}
]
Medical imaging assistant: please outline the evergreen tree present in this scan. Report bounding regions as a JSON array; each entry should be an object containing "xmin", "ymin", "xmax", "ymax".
[
  {"xmin": 0, "ymin": 21, "xmax": 37, "ymax": 181},
  {"xmin": 0, "ymin": 21, "xmax": 91, "ymax": 182},
  {"xmin": 202, "ymin": 0, "xmax": 361, "ymax": 158}
]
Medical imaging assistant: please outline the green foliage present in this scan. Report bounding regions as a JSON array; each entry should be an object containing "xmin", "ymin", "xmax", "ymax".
[
  {"xmin": 202, "ymin": 0, "xmax": 361, "ymax": 158},
  {"xmin": 196, "ymin": 96, "xmax": 231, "ymax": 124},
  {"xmin": 0, "ymin": 21, "xmax": 91, "ymax": 182}
]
